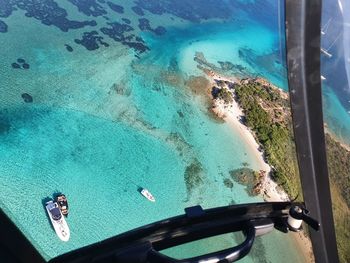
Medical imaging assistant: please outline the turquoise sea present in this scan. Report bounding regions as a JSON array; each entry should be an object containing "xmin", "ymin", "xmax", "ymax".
[{"xmin": 0, "ymin": 0, "xmax": 348, "ymax": 262}]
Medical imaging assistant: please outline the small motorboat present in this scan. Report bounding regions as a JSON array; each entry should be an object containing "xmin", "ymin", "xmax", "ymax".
[
  {"xmin": 45, "ymin": 200, "xmax": 70, "ymax": 242},
  {"xmin": 140, "ymin": 188, "xmax": 155, "ymax": 202},
  {"xmin": 55, "ymin": 194, "xmax": 69, "ymax": 216}
]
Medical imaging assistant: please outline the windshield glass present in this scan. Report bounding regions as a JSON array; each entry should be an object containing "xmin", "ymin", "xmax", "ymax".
[
  {"xmin": 0, "ymin": 0, "xmax": 318, "ymax": 262},
  {"xmin": 321, "ymin": 0, "xmax": 350, "ymax": 262},
  {"xmin": 51, "ymin": 208, "xmax": 62, "ymax": 221}
]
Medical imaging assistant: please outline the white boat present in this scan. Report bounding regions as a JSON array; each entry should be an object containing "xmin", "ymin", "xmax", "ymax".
[
  {"xmin": 140, "ymin": 188, "xmax": 155, "ymax": 202},
  {"xmin": 321, "ymin": 33, "xmax": 341, "ymax": 59},
  {"xmin": 321, "ymin": 18, "xmax": 332, "ymax": 35},
  {"xmin": 321, "ymin": 75, "xmax": 326, "ymax": 81},
  {"xmin": 46, "ymin": 200, "xmax": 70, "ymax": 242},
  {"xmin": 321, "ymin": 48, "xmax": 332, "ymax": 58}
]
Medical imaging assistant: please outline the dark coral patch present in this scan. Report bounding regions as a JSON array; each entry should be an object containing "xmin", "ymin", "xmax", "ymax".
[
  {"xmin": 1, "ymin": 0, "xmax": 99, "ymax": 32},
  {"xmin": 0, "ymin": 20, "xmax": 8, "ymax": 33},
  {"xmin": 100, "ymin": 22, "xmax": 149, "ymax": 54},
  {"xmin": 107, "ymin": 2, "xmax": 124, "ymax": 14},
  {"xmin": 138, "ymin": 18, "xmax": 166, "ymax": 36},
  {"xmin": 134, "ymin": 0, "xmax": 234, "ymax": 23},
  {"xmin": 168, "ymin": 57, "xmax": 179, "ymax": 71},
  {"xmin": 68, "ymin": 0, "xmax": 107, "ymax": 17},
  {"xmin": 131, "ymin": 6, "xmax": 144, "ymax": 16},
  {"xmin": 135, "ymin": 36, "xmax": 144, "ymax": 42},
  {"xmin": 11, "ymin": 63, "xmax": 20, "ymax": 69},
  {"xmin": 12, "ymin": 58, "xmax": 30, "ymax": 69},
  {"xmin": 154, "ymin": 26, "xmax": 166, "ymax": 36},
  {"xmin": 100, "ymin": 22, "xmax": 134, "ymax": 41},
  {"xmin": 184, "ymin": 158, "xmax": 204, "ymax": 194},
  {"xmin": 22, "ymin": 63, "xmax": 30, "ymax": 69},
  {"xmin": 0, "ymin": 1, "xmax": 16, "ymax": 18},
  {"xmin": 122, "ymin": 18, "xmax": 131, "ymax": 24},
  {"xmin": 65, "ymin": 44, "xmax": 73, "ymax": 52},
  {"xmin": 124, "ymin": 41, "xmax": 150, "ymax": 54},
  {"xmin": 75, "ymin": 31, "xmax": 109, "ymax": 51},
  {"xmin": 6, "ymin": 0, "xmax": 98, "ymax": 32},
  {"xmin": 138, "ymin": 18, "xmax": 151, "ymax": 31},
  {"xmin": 0, "ymin": 117, "xmax": 11, "ymax": 135},
  {"xmin": 21, "ymin": 93, "xmax": 33, "ymax": 103}
]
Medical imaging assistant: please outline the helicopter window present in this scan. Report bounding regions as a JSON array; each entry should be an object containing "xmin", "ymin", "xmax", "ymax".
[
  {"xmin": 0, "ymin": 0, "xmax": 348, "ymax": 262},
  {"xmin": 320, "ymin": 0, "xmax": 350, "ymax": 262}
]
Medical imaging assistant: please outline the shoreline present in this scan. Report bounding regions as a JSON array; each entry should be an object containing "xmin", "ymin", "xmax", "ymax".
[
  {"xmin": 208, "ymin": 72, "xmax": 290, "ymax": 202},
  {"xmin": 212, "ymin": 97, "xmax": 290, "ymax": 202},
  {"xmin": 324, "ymin": 124, "xmax": 350, "ymax": 152},
  {"xmin": 207, "ymin": 73, "xmax": 314, "ymax": 263}
]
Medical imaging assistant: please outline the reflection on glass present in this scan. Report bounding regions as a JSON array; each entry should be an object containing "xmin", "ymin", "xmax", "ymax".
[
  {"xmin": 1, "ymin": 0, "xmax": 305, "ymax": 262},
  {"xmin": 321, "ymin": 0, "xmax": 350, "ymax": 262}
]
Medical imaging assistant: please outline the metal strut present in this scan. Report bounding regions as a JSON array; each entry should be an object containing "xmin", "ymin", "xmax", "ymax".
[{"xmin": 285, "ymin": 0, "xmax": 339, "ymax": 262}]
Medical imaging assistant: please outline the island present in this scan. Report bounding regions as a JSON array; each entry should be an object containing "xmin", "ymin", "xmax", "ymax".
[{"xmin": 192, "ymin": 52, "xmax": 350, "ymax": 263}]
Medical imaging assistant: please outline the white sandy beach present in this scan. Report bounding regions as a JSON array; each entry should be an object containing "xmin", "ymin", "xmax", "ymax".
[
  {"xmin": 212, "ymin": 98, "xmax": 290, "ymax": 202},
  {"xmin": 208, "ymin": 74, "xmax": 315, "ymax": 263}
]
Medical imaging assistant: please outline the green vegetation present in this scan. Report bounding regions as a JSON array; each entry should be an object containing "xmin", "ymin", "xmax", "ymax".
[
  {"xmin": 325, "ymin": 135, "xmax": 350, "ymax": 263},
  {"xmin": 330, "ymin": 184, "xmax": 350, "ymax": 263},
  {"xmin": 325, "ymin": 134, "xmax": 350, "ymax": 206},
  {"xmin": 235, "ymin": 80, "xmax": 300, "ymax": 197},
  {"xmin": 234, "ymin": 79, "xmax": 350, "ymax": 262},
  {"xmin": 216, "ymin": 88, "xmax": 234, "ymax": 104}
]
